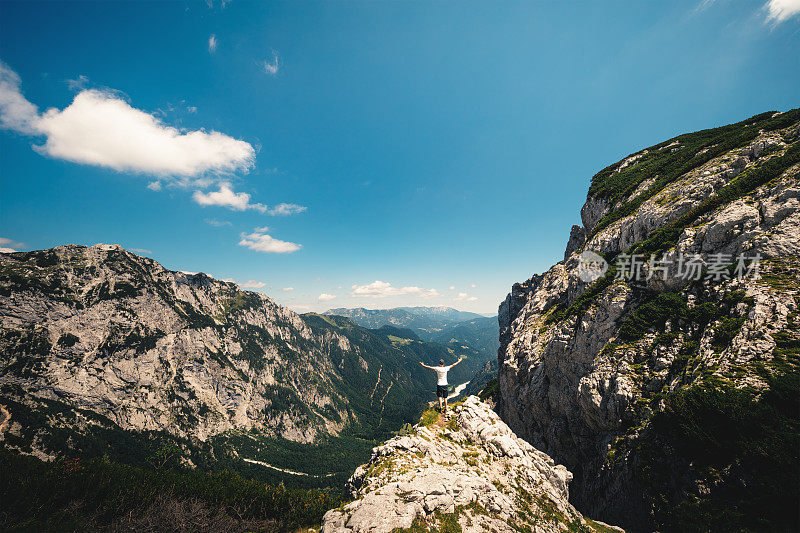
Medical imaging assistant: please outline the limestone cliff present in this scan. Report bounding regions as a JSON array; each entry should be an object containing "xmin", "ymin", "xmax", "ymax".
[
  {"xmin": 322, "ymin": 396, "xmax": 621, "ymax": 533},
  {"xmin": 497, "ymin": 110, "xmax": 800, "ymax": 530}
]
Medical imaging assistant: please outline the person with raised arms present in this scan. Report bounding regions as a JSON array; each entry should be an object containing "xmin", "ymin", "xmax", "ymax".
[{"xmin": 420, "ymin": 357, "xmax": 463, "ymax": 414}]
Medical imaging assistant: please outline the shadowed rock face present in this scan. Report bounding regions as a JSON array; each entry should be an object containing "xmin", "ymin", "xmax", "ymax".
[
  {"xmin": 497, "ymin": 110, "xmax": 800, "ymax": 530},
  {"xmin": 322, "ymin": 396, "xmax": 622, "ymax": 533}
]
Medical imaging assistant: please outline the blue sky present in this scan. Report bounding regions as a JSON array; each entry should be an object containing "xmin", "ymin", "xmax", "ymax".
[{"xmin": 0, "ymin": 0, "xmax": 798, "ymax": 314}]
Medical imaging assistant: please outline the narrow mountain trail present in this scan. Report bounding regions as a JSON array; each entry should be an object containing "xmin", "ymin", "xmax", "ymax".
[{"xmin": 242, "ymin": 458, "xmax": 337, "ymax": 477}]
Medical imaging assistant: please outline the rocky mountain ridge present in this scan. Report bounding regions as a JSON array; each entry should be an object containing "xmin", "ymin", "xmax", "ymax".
[
  {"xmin": 322, "ymin": 396, "xmax": 621, "ymax": 533},
  {"xmin": 497, "ymin": 109, "xmax": 800, "ymax": 530}
]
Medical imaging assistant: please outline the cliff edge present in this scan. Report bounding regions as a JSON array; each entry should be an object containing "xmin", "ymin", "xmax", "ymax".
[
  {"xmin": 322, "ymin": 396, "xmax": 622, "ymax": 532},
  {"xmin": 498, "ymin": 110, "xmax": 800, "ymax": 530}
]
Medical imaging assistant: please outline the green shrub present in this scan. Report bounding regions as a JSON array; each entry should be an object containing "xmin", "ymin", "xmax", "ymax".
[
  {"xmin": 420, "ymin": 408, "xmax": 439, "ymax": 427},
  {"xmin": 618, "ymin": 292, "xmax": 687, "ymax": 342},
  {"xmin": 711, "ymin": 317, "xmax": 746, "ymax": 350}
]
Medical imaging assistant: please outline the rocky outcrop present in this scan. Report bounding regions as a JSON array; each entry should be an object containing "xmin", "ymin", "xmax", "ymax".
[
  {"xmin": 322, "ymin": 396, "xmax": 621, "ymax": 533},
  {"xmin": 497, "ymin": 110, "xmax": 800, "ymax": 530}
]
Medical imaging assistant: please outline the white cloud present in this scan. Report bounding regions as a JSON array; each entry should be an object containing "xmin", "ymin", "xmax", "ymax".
[
  {"xmin": 0, "ymin": 248, "xmax": 16, "ymax": 253},
  {"xmin": 241, "ymin": 280, "xmax": 267, "ymax": 289},
  {"xmin": 454, "ymin": 292, "xmax": 478, "ymax": 302},
  {"xmin": 147, "ymin": 181, "xmax": 162, "ymax": 191},
  {"xmin": 0, "ymin": 62, "xmax": 254, "ymax": 178},
  {"xmin": 449, "ymin": 285, "xmax": 455, "ymax": 291},
  {"xmin": 35, "ymin": 90, "xmax": 254, "ymax": 176},
  {"xmin": 130, "ymin": 248, "xmax": 153, "ymax": 254},
  {"xmin": 187, "ymin": 106, "xmax": 198, "ymax": 114},
  {"xmin": 238, "ymin": 227, "xmax": 301, "ymax": 254},
  {"xmin": 318, "ymin": 293, "xmax": 336, "ymax": 301},
  {"xmin": 282, "ymin": 287, "xmax": 294, "ymax": 292},
  {"xmin": 208, "ymin": 34, "xmax": 218, "ymax": 53},
  {"xmin": 193, "ymin": 182, "xmax": 266, "ymax": 211},
  {"xmin": 350, "ymin": 280, "xmax": 440, "ymax": 299},
  {"xmin": 204, "ymin": 218, "xmax": 232, "ymax": 227},
  {"xmin": 765, "ymin": 0, "xmax": 800, "ymax": 23},
  {"xmin": 470, "ymin": 283, "xmax": 477, "ymax": 288},
  {"xmin": 264, "ymin": 52, "xmax": 280, "ymax": 76}
]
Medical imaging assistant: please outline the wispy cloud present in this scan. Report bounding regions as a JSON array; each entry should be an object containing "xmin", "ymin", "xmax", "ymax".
[
  {"xmin": 238, "ymin": 227, "xmax": 301, "ymax": 254},
  {"xmin": 0, "ymin": 237, "xmax": 24, "ymax": 253},
  {"xmin": 241, "ymin": 280, "xmax": 267, "ymax": 289},
  {"xmin": 208, "ymin": 34, "xmax": 218, "ymax": 53},
  {"xmin": 0, "ymin": 62, "xmax": 39, "ymax": 134},
  {"xmin": 318, "ymin": 293, "xmax": 336, "ymax": 301},
  {"xmin": 453, "ymin": 292, "xmax": 477, "ymax": 302},
  {"xmin": 765, "ymin": 0, "xmax": 800, "ymax": 23},
  {"xmin": 350, "ymin": 280, "xmax": 440, "ymax": 299},
  {"xmin": 0, "ymin": 61, "xmax": 254, "ymax": 178},
  {"xmin": 66, "ymin": 75, "xmax": 89, "ymax": 91},
  {"xmin": 267, "ymin": 203, "xmax": 307, "ymax": 216},
  {"xmin": 146, "ymin": 181, "xmax": 162, "ymax": 191},
  {"xmin": 281, "ymin": 287, "xmax": 294, "ymax": 292},
  {"xmin": 264, "ymin": 52, "xmax": 280, "ymax": 76},
  {"xmin": 204, "ymin": 218, "xmax": 232, "ymax": 227},
  {"xmin": 130, "ymin": 248, "xmax": 153, "ymax": 254}
]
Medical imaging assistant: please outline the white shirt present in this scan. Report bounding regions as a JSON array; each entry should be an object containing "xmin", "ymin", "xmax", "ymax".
[{"xmin": 432, "ymin": 365, "xmax": 453, "ymax": 386}]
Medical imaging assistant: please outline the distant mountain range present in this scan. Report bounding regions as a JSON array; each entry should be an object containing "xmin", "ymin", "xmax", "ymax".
[
  {"xmin": 323, "ymin": 306, "xmax": 500, "ymax": 379},
  {"xmin": 323, "ymin": 306, "xmax": 486, "ymax": 332}
]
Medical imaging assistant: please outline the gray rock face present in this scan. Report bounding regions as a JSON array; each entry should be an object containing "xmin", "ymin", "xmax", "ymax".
[
  {"xmin": 321, "ymin": 396, "xmax": 622, "ymax": 533},
  {"xmin": 497, "ymin": 112, "xmax": 800, "ymax": 528},
  {"xmin": 0, "ymin": 244, "xmax": 356, "ymax": 446}
]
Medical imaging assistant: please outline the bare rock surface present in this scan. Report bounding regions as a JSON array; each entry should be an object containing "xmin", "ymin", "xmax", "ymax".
[{"xmin": 322, "ymin": 396, "xmax": 622, "ymax": 533}]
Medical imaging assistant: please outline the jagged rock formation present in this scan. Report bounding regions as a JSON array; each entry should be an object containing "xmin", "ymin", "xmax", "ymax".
[
  {"xmin": 0, "ymin": 244, "xmax": 452, "ymax": 475},
  {"xmin": 322, "ymin": 396, "xmax": 621, "ymax": 533},
  {"xmin": 498, "ymin": 110, "xmax": 800, "ymax": 530}
]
